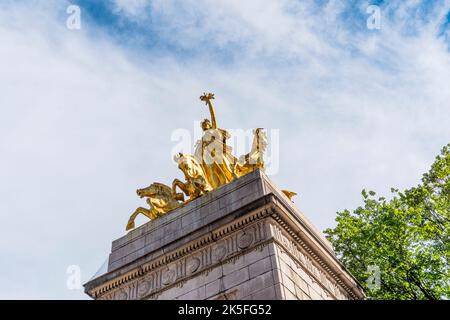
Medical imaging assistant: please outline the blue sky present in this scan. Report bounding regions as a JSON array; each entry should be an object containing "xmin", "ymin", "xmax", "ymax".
[
  {"xmin": 67, "ymin": 1, "xmax": 450, "ymax": 60},
  {"xmin": 0, "ymin": 0, "xmax": 449, "ymax": 299}
]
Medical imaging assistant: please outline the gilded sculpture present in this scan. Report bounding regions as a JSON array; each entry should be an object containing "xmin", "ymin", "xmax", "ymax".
[
  {"xmin": 126, "ymin": 183, "xmax": 182, "ymax": 231},
  {"xmin": 172, "ymin": 153, "xmax": 213, "ymax": 202},
  {"xmin": 126, "ymin": 93, "xmax": 294, "ymax": 231}
]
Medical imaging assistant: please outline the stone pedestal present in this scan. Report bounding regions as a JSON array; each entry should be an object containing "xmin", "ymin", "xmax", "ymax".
[{"xmin": 84, "ymin": 170, "xmax": 365, "ymax": 300}]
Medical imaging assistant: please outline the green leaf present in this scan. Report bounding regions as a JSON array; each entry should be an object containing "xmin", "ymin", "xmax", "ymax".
[{"xmin": 324, "ymin": 143, "xmax": 450, "ymax": 300}]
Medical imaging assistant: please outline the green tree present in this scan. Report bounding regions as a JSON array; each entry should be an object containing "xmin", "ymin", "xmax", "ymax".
[{"xmin": 324, "ymin": 143, "xmax": 450, "ymax": 299}]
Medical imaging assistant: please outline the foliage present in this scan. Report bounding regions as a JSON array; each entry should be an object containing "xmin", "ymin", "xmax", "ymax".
[{"xmin": 324, "ymin": 144, "xmax": 450, "ymax": 299}]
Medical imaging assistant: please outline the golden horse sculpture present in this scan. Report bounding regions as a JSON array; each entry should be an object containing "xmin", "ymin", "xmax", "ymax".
[
  {"xmin": 126, "ymin": 183, "xmax": 182, "ymax": 231},
  {"xmin": 126, "ymin": 93, "xmax": 295, "ymax": 231},
  {"xmin": 235, "ymin": 128, "xmax": 267, "ymax": 177},
  {"xmin": 172, "ymin": 153, "xmax": 213, "ymax": 202}
]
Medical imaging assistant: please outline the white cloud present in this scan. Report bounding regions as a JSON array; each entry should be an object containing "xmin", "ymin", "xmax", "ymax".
[
  {"xmin": 112, "ymin": 0, "xmax": 149, "ymax": 17},
  {"xmin": 0, "ymin": 0, "xmax": 449, "ymax": 298}
]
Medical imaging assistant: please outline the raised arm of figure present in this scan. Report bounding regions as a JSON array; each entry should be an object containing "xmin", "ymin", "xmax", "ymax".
[{"xmin": 200, "ymin": 92, "xmax": 217, "ymax": 129}]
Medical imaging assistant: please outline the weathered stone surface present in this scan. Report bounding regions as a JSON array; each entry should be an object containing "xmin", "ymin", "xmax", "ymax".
[
  {"xmin": 252, "ymin": 285, "xmax": 277, "ymax": 300},
  {"xmin": 84, "ymin": 170, "xmax": 365, "ymax": 300},
  {"xmin": 249, "ymin": 256, "xmax": 272, "ymax": 278}
]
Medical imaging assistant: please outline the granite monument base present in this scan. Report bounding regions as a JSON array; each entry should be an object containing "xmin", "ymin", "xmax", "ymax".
[{"xmin": 84, "ymin": 170, "xmax": 364, "ymax": 300}]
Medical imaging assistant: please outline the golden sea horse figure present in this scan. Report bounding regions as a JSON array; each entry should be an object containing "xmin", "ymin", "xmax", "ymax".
[
  {"xmin": 172, "ymin": 152, "xmax": 213, "ymax": 202},
  {"xmin": 126, "ymin": 182, "xmax": 182, "ymax": 231},
  {"xmin": 235, "ymin": 128, "xmax": 268, "ymax": 177}
]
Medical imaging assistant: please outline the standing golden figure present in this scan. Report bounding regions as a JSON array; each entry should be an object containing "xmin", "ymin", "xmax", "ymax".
[
  {"xmin": 126, "ymin": 92, "xmax": 290, "ymax": 231},
  {"xmin": 194, "ymin": 93, "xmax": 237, "ymax": 189}
]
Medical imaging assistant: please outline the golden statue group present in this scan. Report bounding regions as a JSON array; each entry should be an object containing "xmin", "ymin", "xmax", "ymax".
[{"xmin": 126, "ymin": 93, "xmax": 280, "ymax": 231}]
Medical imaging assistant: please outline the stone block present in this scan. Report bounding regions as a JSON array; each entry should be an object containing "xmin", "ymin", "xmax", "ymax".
[
  {"xmin": 205, "ymin": 279, "xmax": 222, "ymax": 298},
  {"xmin": 249, "ymin": 256, "xmax": 273, "ymax": 278},
  {"xmin": 283, "ymin": 287, "xmax": 297, "ymax": 300},
  {"xmin": 301, "ymin": 291, "xmax": 312, "ymax": 300},
  {"xmin": 243, "ymin": 246, "xmax": 269, "ymax": 265},
  {"xmin": 308, "ymin": 285, "xmax": 323, "ymax": 300},
  {"xmin": 294, "ymin": 276, "xmax": 309, "ymax": 294},
  {"xmin": 222, "ymin": 256, "xmax": 246, "ymax": 276},
  {"xmin": 221, "ymin": 281, "xmax": 250, "ymax": 299},
  {"xmin": 270, "ymin": 267, "xmax": 283, "ymax": 286},
  {"xmin": 177, "ymin": 286, "xmax": 206, "ymax": 300},
  {"xmin": 187, "ymin": 267, "xmax": 222, "ymax": 289},
  {"xmin": 281, "ymin": 271, "xmax": 296, "ymax": 296},
  {"xmin": 248, "ymin": 270, "xmax": 275, "ymax": 293},
  {"xmin": 223, "ymin": 267, "xmax": 249, "ymax": 290},
  {"xmin": 203, "ymin": 208, "xmax": 226, "ymax": 225},
  {"xmin": 309, "ymin": 279, "xmax": 325, "ymax": 298},
  {"xmin": 252, "ymin": 285, "xmax": 277, "ymax": 300}
]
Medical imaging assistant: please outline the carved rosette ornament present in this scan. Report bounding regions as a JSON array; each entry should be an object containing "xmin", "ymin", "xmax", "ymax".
[
  {"xmin": 138, "ymin": 280, "xmax": 152, "ymax": 298},
  {"xmin": 161, "ymin": 268, "xmax": 176, "ymax": 285},
  {"xmin": 115, "ymin": 289, "xmax": 128, "ymax": 300},
  {"xmin": 237, "ymin": 232, "xmax": 254, "ymax": 249},
  {"xmin": 186, "ymin": 257, "xmax": 201, "ymax": 274},
  {"xmin": 213, "ymin": 245, "xmax": 227, "ymax": 261}
]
